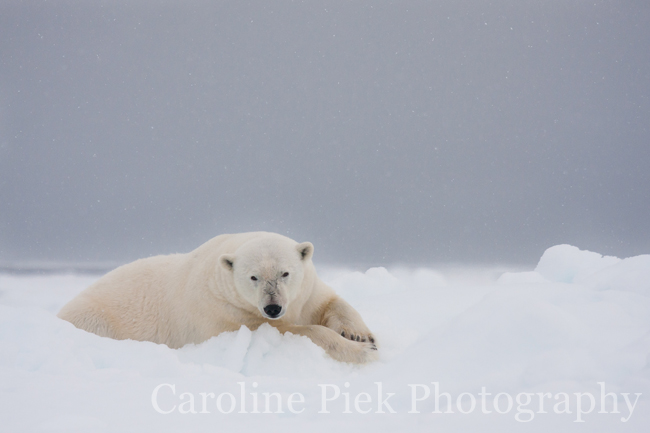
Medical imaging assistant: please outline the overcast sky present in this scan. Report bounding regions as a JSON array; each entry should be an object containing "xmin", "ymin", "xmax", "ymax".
[{"xmin": 1, "ymin": 0, "xmax": 649, "ymax": 267}]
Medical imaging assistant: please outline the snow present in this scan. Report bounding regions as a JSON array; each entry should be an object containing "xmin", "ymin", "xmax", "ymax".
[{"xmin": 1, "ymin": 245, "xmax": 649, "ymax": 432}]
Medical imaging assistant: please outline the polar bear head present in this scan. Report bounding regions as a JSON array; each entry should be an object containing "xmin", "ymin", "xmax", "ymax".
[{"xmin": 219, "ymin": 234, "xmax": 314, "ymax": 320}]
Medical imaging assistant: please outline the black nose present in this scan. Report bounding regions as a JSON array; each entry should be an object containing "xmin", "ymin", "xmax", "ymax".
[{"xmin": 264, "ymin": 304, "xmax": 282, "ymax": 318}]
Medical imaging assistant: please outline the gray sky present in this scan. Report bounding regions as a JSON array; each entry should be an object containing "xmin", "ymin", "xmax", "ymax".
[{"xmin": 1, "ymin": 0, "xmax": 649, "ymax": 267}]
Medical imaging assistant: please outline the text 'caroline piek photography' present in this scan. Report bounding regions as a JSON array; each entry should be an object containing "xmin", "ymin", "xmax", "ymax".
[{"xmin": 152, "ymin": 381, "xmax": 641, "ymax": 423}]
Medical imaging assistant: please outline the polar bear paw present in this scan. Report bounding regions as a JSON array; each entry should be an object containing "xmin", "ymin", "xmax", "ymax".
[
  {"xmin": 339, "ymin": 329, "xmax": 377, "ymax": 348},
  {"xmin": 325, "ymin": 316, "xmax": 378, "ymax": 350}
]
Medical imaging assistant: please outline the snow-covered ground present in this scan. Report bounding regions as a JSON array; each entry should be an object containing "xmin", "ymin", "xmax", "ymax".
[{"xmin": 1, "ymin": 245, "xmax": 648, "ymax": 432}]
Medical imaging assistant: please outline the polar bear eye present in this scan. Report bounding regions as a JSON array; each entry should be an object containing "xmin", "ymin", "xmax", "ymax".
[
  {"xmin": 250, "ymin": 276, "xmax": 258, "ymax": 281},
  {"xmin": 282, "ymin": 272, "xmax": 289, "ymax": 278}
]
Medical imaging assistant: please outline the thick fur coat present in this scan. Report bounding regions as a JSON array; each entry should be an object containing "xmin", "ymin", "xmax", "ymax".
[{"xmin": 58, "ymin": 232, "xmax": 377, "ymax": 363}]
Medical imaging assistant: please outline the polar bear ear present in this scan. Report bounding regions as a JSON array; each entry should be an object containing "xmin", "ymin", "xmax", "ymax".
[
  {"xmin": 219, "ymin": 254, "xmax": 236, "ymax": 271},
  {"xmin": 296, "ymin": 242, "xmax": 314, "ymax": 261}
]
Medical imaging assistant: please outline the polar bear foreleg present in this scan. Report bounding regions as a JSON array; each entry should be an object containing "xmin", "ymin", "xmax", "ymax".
[
  {"xmin": 319, "ymin": 296, "xmax": 376, "ymax": 345},
  {"xmin": 273, "ymin": 324, "xmax": 378, "ymax": 364}
]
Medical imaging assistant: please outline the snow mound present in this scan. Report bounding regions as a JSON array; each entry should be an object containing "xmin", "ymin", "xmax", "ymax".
[
  {"xmin": 1, "ymin": 245, "xmax": 649, "ymax": 432},
  {"xmin": 535, "ymin": 244, "xmax": 621, "ymax": 284}
]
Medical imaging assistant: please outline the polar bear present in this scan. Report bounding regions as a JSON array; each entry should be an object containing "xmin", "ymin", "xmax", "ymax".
[{"xmin": 57, "ymin": 232, "xmax": 377, "ymax": 364}]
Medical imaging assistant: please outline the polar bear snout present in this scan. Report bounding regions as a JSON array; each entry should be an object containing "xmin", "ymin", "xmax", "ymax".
[
  {"xmin": 257, "ymin": 279, "xmax": 287, "ymax": 319},
  {"xmin": 263, "ymin": 304, "xmax": 283, "ymax": 318}
]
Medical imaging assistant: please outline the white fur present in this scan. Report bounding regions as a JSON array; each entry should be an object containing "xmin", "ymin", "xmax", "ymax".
[{"xmin": 57, "ymin": 232, "xmax": 377, "ymax": 363}]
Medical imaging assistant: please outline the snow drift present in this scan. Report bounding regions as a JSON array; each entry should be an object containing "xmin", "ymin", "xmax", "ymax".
[{"xmin": 0, "ymin": 245, "xmax": 648, "ymax": 432}]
